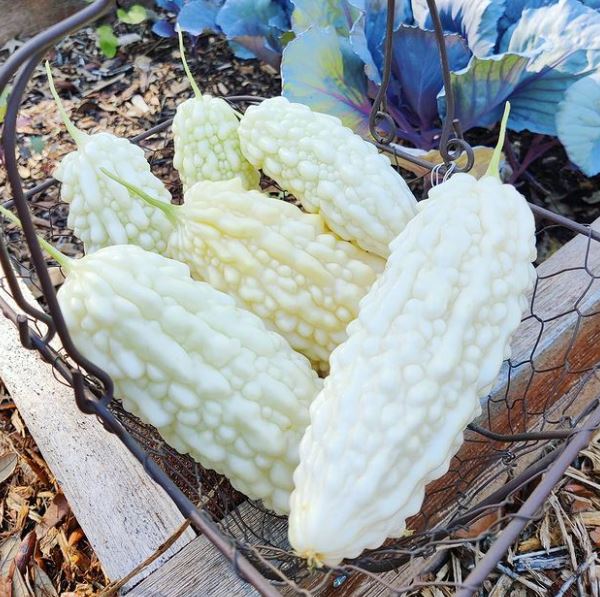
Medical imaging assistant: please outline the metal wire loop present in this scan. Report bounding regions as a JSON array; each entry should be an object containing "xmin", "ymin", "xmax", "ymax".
[
  {"xmin": 368, "ymin": 0, "xmax": 397, "ymax": 145},
  {"xmin": 369, "ymin": 0, "xmax": 476, "ymax": 176},
  {"xmin": 368, "ymin": 111, "xmax": 397, "ymax": 145},
  {"xmin": 441, "ymin": 137, "xmax": 475, "ymax": 173},
  {"xmin": 430, "ymin": 162, "xmax": 445, "ymax": 187}
]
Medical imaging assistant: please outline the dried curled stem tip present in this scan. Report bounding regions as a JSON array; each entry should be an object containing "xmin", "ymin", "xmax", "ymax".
[
  {"xmin": 44, "ymin": 61, "xmax": 88, "ymax": 146},
  {"xmin": 297, "ymin": 550, "xmax": 326, "ymax": 569},
  {"xmin": 486, "ymin": 101, "xmax": 511, "ymax": 180}
]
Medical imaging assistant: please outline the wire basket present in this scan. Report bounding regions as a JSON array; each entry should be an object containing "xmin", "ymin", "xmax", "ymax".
[{"xmin": 2, "ymin": 1, "xmax": 600, "ymax": 595}]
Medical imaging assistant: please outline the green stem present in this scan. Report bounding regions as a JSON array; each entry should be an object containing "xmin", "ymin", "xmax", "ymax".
[
  {"xmin": 0, "ymin": 204, "xmax": 73, "ymax": 272},
  {"xmin": 100, "ymin": 168, "xmax": 179, "ymax": 225},
  {"xmin": 178, "ymin": 29, "xmax": 202, "ymax": 99},
  {"xmin": 486, "ymin": 101, "xmax": 511, "ymax": 180},
  {"xmin": 45, "ymin": 61, "xmax": 87, "ymax": 146}
]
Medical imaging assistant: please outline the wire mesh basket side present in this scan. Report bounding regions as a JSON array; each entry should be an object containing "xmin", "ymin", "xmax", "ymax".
[{"xmin": 2, "ymin": 1, "xmax": 600, "ymax": 595}]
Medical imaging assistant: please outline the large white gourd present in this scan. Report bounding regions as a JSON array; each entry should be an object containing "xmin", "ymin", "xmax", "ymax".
[
  {"xmin": 0, "ymin": 208, "xmax": 324, "ymax": 516},
  {"xmin": 58, "ymin": 246, "xmax": 321, "ymax": 515},
  {"xmin": 102, "ymin": 174, "xmax": 384, "ymax": 372},
  {"xmin": 288, "ymin": 104, "xmax": 537, "ymax": 565},
  {"xmin": 237, "ymin": 96, "xmax": 418, "ymax": 257}
]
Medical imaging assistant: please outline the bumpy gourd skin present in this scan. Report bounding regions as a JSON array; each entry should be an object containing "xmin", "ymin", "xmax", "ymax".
[
  {"xmin": 173, "ymin": 96, "xmax": 260, "ymax": 192},
  {"xmin": 237, "ymin": 96, "xmax": 418, "ymax": 257},
  {"xmin": 289, "ymin": 174, "xmax": 537, "ymax": 566},
  {"xmin": 56, "ymin": 133, "xmax": 173, "ymax": 254},
  {"xmin": 58, "ymin": 245, "xmax": 322, "ymax": 514},
  {"xmin": 166, "ymin": 178, "xmax": 384, "ymax": 371}
]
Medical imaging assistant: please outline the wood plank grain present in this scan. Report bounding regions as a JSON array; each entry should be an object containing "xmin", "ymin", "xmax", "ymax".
[
  {"xmin": 126, "ymin": 502, "xmax": 288, "ymax": 596},
  {"xmin": 0, "ymin": 281, "xmax": 196, "ymax": 589}
]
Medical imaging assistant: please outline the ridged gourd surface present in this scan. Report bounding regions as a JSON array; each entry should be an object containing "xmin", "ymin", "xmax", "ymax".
[
  {"xmin": 173, "ymin": 96, "xmax": 260, "ymax": 192},
  {"xmin": 56, "ymin": 133, "xmax": 173, "ymax": 254},
  {"xmin": 58, "ymin": 245, "xmax": 322, "ymax": 514},
  {"xmin": 289, "ymin": 174, "xmax": 537, "ymax": 566},
  {"xmin": 237, "ymin": 97, "xmax": 418, "ymax": 257},
  {"xmin": 166, "ymin": 179, "xmax": 385, "ymax": 371}
]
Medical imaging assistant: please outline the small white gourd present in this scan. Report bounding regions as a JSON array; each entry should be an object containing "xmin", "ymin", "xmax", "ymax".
[
  {"xmin": 172, "ymin": 31, "xmax": 260, "ymax": 191},
  {"xmin": 45, "ymin": 62, "xmax": 174, "ymax": 254},
  {"xmin": 237, "ymin": 96, "xmax": 418, "ymax": 257}
]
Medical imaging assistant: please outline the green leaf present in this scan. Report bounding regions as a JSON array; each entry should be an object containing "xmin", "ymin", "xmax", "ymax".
[
  {"xmin": 117, "ymin": 4, "xmax": 147, "ymax": 25},
  {"xmin": 96, "ymin": 24, "xmax": 119, "ymax": 58},
  {"xmin": 282, "ymin": 27, "xmax": 372, "ymax": 137},
  {"xmin": 0, "ymin": 86, "xmax": 9, "ymax": 125},
  {"xmin": 29, "ymin": 136, "xmax": 45, "ymax": 155}
]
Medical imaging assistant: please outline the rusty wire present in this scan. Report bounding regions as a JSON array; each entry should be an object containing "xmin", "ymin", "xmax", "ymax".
[
  {"xmin": 368, "ymin": 0, "xmax": 475, "ymax": 174},
  {"xmin": 1, "ymin": 0, "xmax": 600, "ymax": 595}
]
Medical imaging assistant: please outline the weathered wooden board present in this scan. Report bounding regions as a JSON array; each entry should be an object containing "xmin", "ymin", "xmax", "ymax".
[
  {"xmin": 0, "ymin": 281, "xmax": 197, "ymax": 589},
  {"xmin": 127, "ymin": 502, "xmax": 288, "ymax": 597}
]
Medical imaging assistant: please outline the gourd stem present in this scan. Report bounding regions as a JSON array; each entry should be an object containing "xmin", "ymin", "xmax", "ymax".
[
  {"xmin": 178, "ymin": 29, "xmax": 202, "ymax": 99},
  {"xmin": 45, "ymin": 61, "xmax": 87, "ymax": 146},
  {"xmin": 486, "ymin": 101, "xmax": 511, "ymax": 179},
  {"xmin": 100, "ymin": 168, "xmax": 179, "ymax": 225},
  {"xmin": 0, "ymin": 204, "xmax": 73, "ymax": 272}
]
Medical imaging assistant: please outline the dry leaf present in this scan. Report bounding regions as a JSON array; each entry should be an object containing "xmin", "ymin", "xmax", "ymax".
[
  {"xmin": 454, "ymin": 511, "xmax": 500, "ymax": 539},
  {"xmin": 30, "ymin": 564, "xmax": 58, "ymax": 597},
  {"xmin": 67, "ymin": 530, "xmax": 83, "ymax": 548},
  {"xmin": 11, "ymin": 566, "xmax": 33, "ymax": 597},
  {"xmin": 0, "ymin": 453, "xmax": 18, "ymax": 484},
  {"xmin": 10, "ymin": 410, "xmax": 26, "ymax": 437},
  {"xmin": 130, "ymin": 95, "xmax": 150, "ymax": 115},
  {"xmin": 518, "ymin": 536, "xmax": 542, "ymax": 552},
  {"xmin": 0, "ymin": 576, "xmax": 11, "ymax": 596},
  {"xmin": 14, "ymin": 532, "xmax": 35, "ymax": 573},
  {"xmin": 580, "ymin": 511, "xmax": 600, "ymax": 527},
  {"xmin": 0, "ymin": 535, "xmax": 21, "ymax": 576},
  {"xmin": 565, "ymin": 482, "xmax": 596, "ymax": 499},
  {"xmin": 37, "ymin": 528, "xmax": 58, "ymax": 560},
  {"xmin": 590, "ymin": 528, "xmax": 600, "ymax": 548},
  {"xmin": 35, "ymin": 494, "xmax": 69, "ymax": 541},
  {"xmin": 570, "ymin": 496, "xmax": 594, "ymax": 513},
  {"xmin": 539, "ymin": 513, "xmax": 552, "ymax": 552}
]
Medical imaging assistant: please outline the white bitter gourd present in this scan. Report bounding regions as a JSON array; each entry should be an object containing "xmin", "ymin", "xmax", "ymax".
[
  {"xmin": 0, "ymin": 207, "xmax": 322, "ymax": 515},
  {"xmin": 237, "ymin": 96, "xmax": 418, "ymax": 257},
  {"xmin": 288, "ymin": 103, "xmax": 537, "ymax": 565},
  {"xmin": 46, "ymin": 62, "xmax": 174, "ymax": 254},
  {"xmin": 173, "ymin": 31, "xmax": 260, "ymax": 191},
  {"xmin": 102, "ymin": 172, "xmax": 384, "ymax": 372}
]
